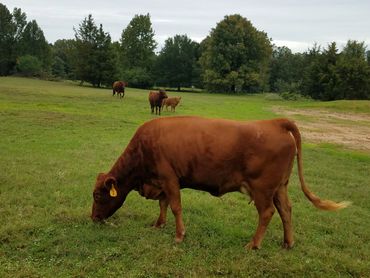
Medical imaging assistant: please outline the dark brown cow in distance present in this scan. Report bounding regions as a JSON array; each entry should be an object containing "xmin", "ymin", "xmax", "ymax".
[
  {"xmin": 91, "ymin": 116, "xmax": 349, "ymax": 249},
  {"xmin": 112, "ymin": 81, "xmax": 127, "ymax": 98},
  {"xmin": 148, "ymin": 90, "xmax": 168, "ymax": 115}
]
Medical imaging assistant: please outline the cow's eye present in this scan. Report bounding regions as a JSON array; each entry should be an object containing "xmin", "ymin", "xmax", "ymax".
[{"xmin": 93, "ymin": 192, "xmax": 102, "ymax": 202}]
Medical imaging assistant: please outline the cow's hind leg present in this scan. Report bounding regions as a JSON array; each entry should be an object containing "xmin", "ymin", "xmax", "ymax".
[
  {"xmin": 162, "ymin": 180, "xmax": 185, "ymax": 242},
  {"xmin": 153, "ymin": 198, "xmax": 169, "ymax": 228},
  {"xmin": 246, "ymin": 191, "xmax": 275, "ymax": 250},
  {"xmin": 273, "ymin": 182, "xmax": 294, "ymax": 249}
]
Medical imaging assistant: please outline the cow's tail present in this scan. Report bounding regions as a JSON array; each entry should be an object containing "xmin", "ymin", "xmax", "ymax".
[{"xmin": 281, "ymin": 119, "xmax": 351, "ymax": 211}]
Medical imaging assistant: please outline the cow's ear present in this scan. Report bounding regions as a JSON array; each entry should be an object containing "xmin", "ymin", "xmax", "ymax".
[{"xmin": 104, "ymin": 176, "xmax": 118, "ymax": 198}]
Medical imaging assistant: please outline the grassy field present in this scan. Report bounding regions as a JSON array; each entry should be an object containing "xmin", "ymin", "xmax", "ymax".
[{"xmin": 0, "ymin": 77, "xmax": 369, "ymax": 277}]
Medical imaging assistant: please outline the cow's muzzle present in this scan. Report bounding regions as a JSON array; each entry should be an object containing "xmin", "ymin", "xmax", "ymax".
[{"xmin": 91, "ymin": 214, "xmax": 104, "ymax": 223}]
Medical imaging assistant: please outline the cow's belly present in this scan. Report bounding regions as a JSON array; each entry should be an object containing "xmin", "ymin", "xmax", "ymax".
[{"xmin": 178, "ymin": 172, "xmax": 244, "ymax": 197}]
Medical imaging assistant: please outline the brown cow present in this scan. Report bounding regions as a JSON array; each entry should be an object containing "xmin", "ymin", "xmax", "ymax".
[
  {"xmin": 91, "ymin": 117, "xmax": 349, "ymax": 249},
  {"xmin": 112, "ymin": 81, "xmax": 126, "ymax": 98},
  {"xmin": 162, "ymin": 97, "xmax": 181, "ymax": 112},
  {"xmin": 148, "ymin": 90, "xmax": 168, "ymax": 115}
]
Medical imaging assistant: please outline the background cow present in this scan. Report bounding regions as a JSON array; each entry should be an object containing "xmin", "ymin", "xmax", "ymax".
[
  {"xmin": 148, "ymin": 90, "xmax": 168, "ymax": 115},
  {"xmin": 112, "ymin": 81, "xmax": 126, "ymax": 98},
  {"xmin": 162, "ymin": 96, "xmax": 181, "ymax": 112},
  {"xmin": 91, "ymin": 117, "xmax": 349, "ymax": 249}
]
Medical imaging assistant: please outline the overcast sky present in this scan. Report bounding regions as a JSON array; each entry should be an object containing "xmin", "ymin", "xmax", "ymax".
[{"xmin": 2, "ymin": 0, "xmax": 370, "ymax": 53}]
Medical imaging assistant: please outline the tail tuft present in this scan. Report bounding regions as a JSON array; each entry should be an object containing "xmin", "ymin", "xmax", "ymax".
[{"xmin": 313, "ymin": 199, "xmax": 351, "ymax": 211}]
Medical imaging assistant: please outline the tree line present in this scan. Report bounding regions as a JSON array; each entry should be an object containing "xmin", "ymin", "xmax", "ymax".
[{"xmin": 1, "ymin": 3, "xmax": 369, "ymax": 100}]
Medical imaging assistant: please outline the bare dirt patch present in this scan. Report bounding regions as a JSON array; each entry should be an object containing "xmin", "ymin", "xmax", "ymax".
[{"xmin": 272, "ymin": 107, "xmax": 370, "ymax": 152}]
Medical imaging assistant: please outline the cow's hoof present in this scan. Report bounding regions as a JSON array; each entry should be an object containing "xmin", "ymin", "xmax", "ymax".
[
  {"xmin": 153, "ymin": 222, "xmax": 166, "ymax": 228},
  {"xmin": 175, "ymin": 236, "xmax": 183, "ymax": 243},
  {"xmin": 245, "ymin": 241, "xmax": 260, "ymax": 250},
  {"xmin": 282, "ymin": 241, "xmax": 294, "ymax": 249},
  {"xmin": 175, "ymin": 231, "xmax": 185, "ymax": 243}
]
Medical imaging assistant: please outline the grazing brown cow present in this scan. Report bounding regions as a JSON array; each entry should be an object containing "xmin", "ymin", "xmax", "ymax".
[
  {"xmin": 112, "ymin": 81, "xmax": 126, "ymax": 98},
  {"xmin": 148, "ymin": 90, "xmax": 168, "ymax": 115},
  {"xmin": 91, "ymin": 116, "xmax": 349, "ymax": 249},
  {"xmin": 162, "ymin": 97, "xmax": 181, "ymax": 112}
]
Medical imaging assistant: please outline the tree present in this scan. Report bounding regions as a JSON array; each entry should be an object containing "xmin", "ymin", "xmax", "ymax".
[
  {"xmin": 74, "ymin": 15, "xmax": 117, "ymax": 87},
  {"xmin": 269, "ymin": 46, "xmax": 305, "ymax": 93},
  {"xmin": 51, "ymin": 56, "xmax": 67, "ymax": 78},
  {"xmin": 0, "ymin": 4, "xmax": 27, "ymax": 75},
  {"xmin": 318, "ymin": 42, "xmax": 341, "ymax": 100},
  {"xmin": 120, "ymin": 14, "xmax": 157, "ymax": 88},
  {"xmin": 52, "ymin": 39, "xmax": 77, "ymax": 79},
  {"xmin": 301, "ymin": 41, "xmax": 369, "ymax": 100},
  {"xmin": 155, "ymin": 35, "xmax": 200, "ymax": 90},
  {"xmin": 0, "ymin": 3, "xmax": 14, "ymax": 75},
  {"xmin": 16, "ymin": 55, "xmax": 42, "ymax": 76},
  {"xmin": 301, "ymin": 43, "xmax": 323, "ymax": 98},
  {"xmin": 199, "ymin": 14, "xmax": 272, "ymax": 93},
  {"xmin": 0, "ymin": 5, "xmax": 50, "ymax": 75},
  {"xmin": 336, "ymin": 41, "xmax": 369, "ymax": 99},
  {"xmin": 18, "ymin": 20, "xmax": 51, "ymax": 71},
  {"xmin": 74, "ymin": 14, "xmax": 98, "ymax": 85},
  {"xmin": 94, "ymin": 24, "xmax": 118, "ymax": 87}
]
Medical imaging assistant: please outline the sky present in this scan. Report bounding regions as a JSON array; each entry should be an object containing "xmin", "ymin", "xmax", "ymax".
[{"xmin": 2, "ymin": 0, "xmax": 370, "ymax": 53}]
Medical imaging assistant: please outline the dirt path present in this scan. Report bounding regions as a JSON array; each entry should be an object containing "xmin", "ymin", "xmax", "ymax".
[{"xmin": 272, "ymin": 107, "xmax": 370, "ymax": 152}]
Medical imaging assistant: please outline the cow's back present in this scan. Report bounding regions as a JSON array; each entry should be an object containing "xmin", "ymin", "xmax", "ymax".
[{"xmin": 135, "ymin": 117, "xmax": 296, "ymax": 193}]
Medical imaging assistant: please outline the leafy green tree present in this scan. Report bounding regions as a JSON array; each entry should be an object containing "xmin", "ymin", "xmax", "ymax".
[
  {"xmin": 0, "ymin": 3, "xmax": 14, "ymax": 75},
  {"xmin": 0, "ymin": 4, "xmax": 27, "ymax": 75},
  {"xmin": 120, "ymin": 14, "xmax": 157, "ymax": 88},
  {"xmin": 269, "ymin": 46, "xmax": 305, "ymax": 93},
  {"xmin": 155, "ymin": 35, "xmax": 200, "ymax": 90},
  {"xmin": 95, "ymin": 24, "xmax": 118, "ymax": 87},
  {"xmin": 16, "ymin": 55, "xmax": 42, "ymax": 76},
  {"xmin": 51, "ymin": 56, "xmax": 66, "ymax": 78},
  {"xmin": 301, "ymin": 43, "xmax": 323, "ymax": 98},
  {"xmin": 301, "ymin": 41, "xmax": 369, "ymax": 100},
  {"xmin": 336, "ymin": 40, "xmax": 369, "ymax": 99},
  {"xmin": 74, "ymin": 15, "xmax": 117, "ymax": 87},
  {"xmin": 18, "ymin": 20, "xmax": 51, "ymax": 71},
  {"xmin": 74, "ymin": 14, "xmax": 98, "ymax": 85},
  {"xmin": 317, "ymin": 42, "xmax": 341, "ymax": 100},
  {"xmin": 199, "ymin": 14, "xmax": 272, "ymax": 93},
  {"xmin": 52, "ymin": 39, "xmax": 77, "ymax": 79}
]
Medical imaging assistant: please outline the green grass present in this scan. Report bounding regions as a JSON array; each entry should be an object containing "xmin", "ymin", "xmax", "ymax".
[{"xmin": 1, "ymin": 77, "xmax": 369, "ymax": 277}]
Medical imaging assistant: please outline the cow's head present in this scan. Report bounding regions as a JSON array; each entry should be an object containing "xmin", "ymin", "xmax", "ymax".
[
  {"xmin": 159, "ymin": 90, "xmax": 168, "ymax": 99},
  {"xmin": 91, "ymin": 173, "xmax": 125, "ymax": 222}
]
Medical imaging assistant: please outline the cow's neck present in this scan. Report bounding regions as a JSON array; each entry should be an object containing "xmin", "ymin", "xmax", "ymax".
[{"xmin": 108, "ymin": 146, "xmax": 140, "ymax": 192}]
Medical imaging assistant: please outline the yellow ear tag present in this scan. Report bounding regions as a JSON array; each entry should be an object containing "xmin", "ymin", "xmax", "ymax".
[{"xmin": 109, "ymin": 185, "xmax": 117, "ymax": 197}]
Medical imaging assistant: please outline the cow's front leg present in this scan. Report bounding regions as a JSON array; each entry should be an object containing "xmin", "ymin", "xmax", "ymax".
[{"xmin": 153, "ymin": 198, "xmax": 169, "ymax": 228}]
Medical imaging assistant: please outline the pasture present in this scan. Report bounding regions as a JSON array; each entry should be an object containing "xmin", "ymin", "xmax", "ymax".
[{"xmin": 0, "ymin": 77, "xmax": 369, "ymax": 277}]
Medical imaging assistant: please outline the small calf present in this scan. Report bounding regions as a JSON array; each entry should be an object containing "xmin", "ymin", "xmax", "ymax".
[{"xmin": 162, "ymin": 97, "xmax": 182, "ymax": 112}]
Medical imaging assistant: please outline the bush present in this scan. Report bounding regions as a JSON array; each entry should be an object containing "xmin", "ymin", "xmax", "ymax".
[
  {"xmin": 279, "ymin": 91, "xmax": 311, "ymax": 101},
  {"xmin": 16, "ymin": 55, "xmax": 42, "ymax": 76}
]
